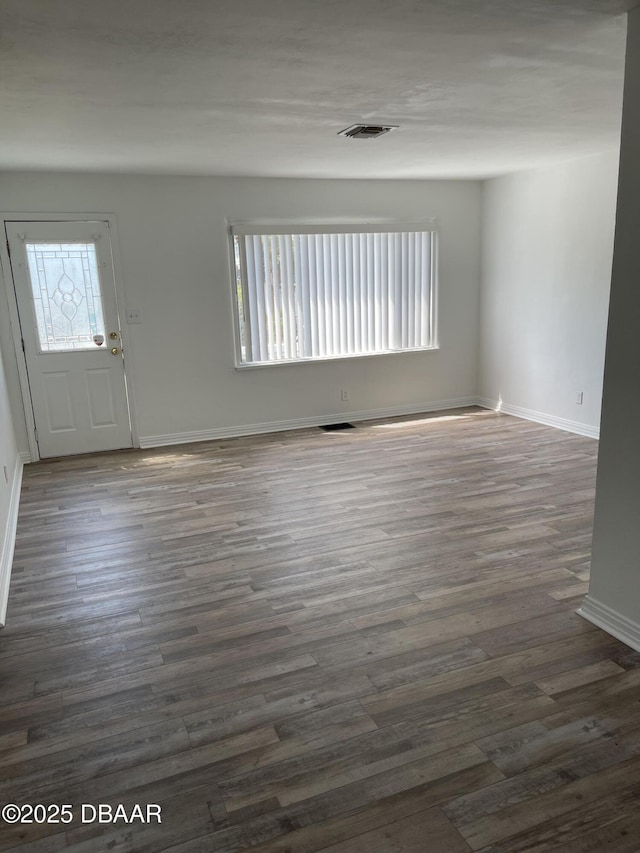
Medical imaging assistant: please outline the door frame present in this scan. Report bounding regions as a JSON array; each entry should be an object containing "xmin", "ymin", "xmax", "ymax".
[{"xmin": 0, "ymin": 212, "xmax": 140, "ymax": 461}]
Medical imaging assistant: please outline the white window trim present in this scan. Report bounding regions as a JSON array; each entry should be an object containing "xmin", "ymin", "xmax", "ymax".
[{"xmin": 231, "ymin": 220, "xmax": 437, "ymax": 236}]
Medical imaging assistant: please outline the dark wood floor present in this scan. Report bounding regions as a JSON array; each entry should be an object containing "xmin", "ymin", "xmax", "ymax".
[{"xmin": 2, "ymin": 408, "xmax": 640, "ymax": 852}]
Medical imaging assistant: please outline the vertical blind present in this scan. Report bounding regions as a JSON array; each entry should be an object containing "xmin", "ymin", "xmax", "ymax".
[{"xmin": 232, "ymin": 227, "xmax": 435, "ymax": 365}]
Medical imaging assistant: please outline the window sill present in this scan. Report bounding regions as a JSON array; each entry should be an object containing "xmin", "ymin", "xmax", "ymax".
[{"xmin": 234, "ymin": 345, "xmax": 439, "ymax": 369}]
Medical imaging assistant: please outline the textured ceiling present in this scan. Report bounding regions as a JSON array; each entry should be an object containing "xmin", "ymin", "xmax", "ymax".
[{"xmin": 0, "ymin": 0, "xmax": 635, "ymax": 179}]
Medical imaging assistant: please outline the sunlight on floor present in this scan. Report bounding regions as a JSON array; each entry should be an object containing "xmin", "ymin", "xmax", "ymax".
[{"xmin": 371, "ymin": 410, "xmax": 490, "ymax": 429}]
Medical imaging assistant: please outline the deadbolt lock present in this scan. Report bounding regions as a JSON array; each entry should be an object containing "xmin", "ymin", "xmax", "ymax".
[{"xmin": 109, "ymin": 331, "xmax": 119, "ymax": 340}]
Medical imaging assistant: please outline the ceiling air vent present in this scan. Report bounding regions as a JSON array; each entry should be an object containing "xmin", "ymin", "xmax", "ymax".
[{"xmin": 338, "ymin": 124, "xmax": 398, "ymax": 140}]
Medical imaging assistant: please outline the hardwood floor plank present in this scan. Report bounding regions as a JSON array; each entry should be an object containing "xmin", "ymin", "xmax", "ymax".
[
  {"xmin": 474, "ymin": 783, "xmax": 640, "ymax": 852},
  {"xmin": 475, "ymin": 717, "xmax": 610, "ymax": 776},
  {"xmin": 534, "ymin": 659, "xmax": 625, "ymax": 695},
  {"xmin": 250, "ymin": 763, "xmax": 499, "ymax": 853},
  {"xmin": 313, "ymin": 806, "xmax": 471, "ymax": 853},
  {"xmin": 443, "ymin": 729, "xmax": 640, "ymax": 849}
]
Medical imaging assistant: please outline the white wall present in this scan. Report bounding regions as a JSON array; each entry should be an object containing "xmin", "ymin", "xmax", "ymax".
[
  {"xmin": 478, "ymin": 152, "xmax": 619, "ymax": 437},
  {"xmin": 0, "ymin": 174, "xmax": 481, "ymax": 453},
  {"xmin": 582, "ymin": 7, "xmax": 640, "ymax": 650},
  {"xmin": 0, "ymin": 332, "xmax": 21, "ymax": 624}
]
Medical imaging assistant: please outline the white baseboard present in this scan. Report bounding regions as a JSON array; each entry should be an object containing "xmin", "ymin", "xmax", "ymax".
[
  {"xmin": 138, "ymin": 397, "xmax": 479, "ymax": 449},
  {"xmin": 137, "ymin": 395, "xmax": 600, "ymax": 449},
  {"xmin": 476, "ymin": 397, "xmax": 599, "ymax": 439},
  {"xmin": 15, "ymin": 400, "xmax": 601, "ymax": 455},
  {"xmin": 578, "ymin": 595, "xmax": 640, "ymax": 653},
  {"xmin": 0, "ymin": 457, "xmax": 23, "ymax": 627}
]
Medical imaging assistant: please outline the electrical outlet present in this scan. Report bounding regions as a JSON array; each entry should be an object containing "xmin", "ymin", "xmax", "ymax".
[
  {"xmin": 341, "ymin": 389, "xmax": 350, "ymax": 402},
  {"xmin": 576, "ymin": 391, "xmax": 584, "ymax": 405},
  {"xmin": 126, "ymin": 309, "xmax": 142, "ymax": 324}
]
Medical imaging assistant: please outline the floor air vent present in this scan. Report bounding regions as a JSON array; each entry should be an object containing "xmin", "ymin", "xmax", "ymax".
[{"xmin": 319, "ymin": 423, "xmax": 355, "ymax": 431}]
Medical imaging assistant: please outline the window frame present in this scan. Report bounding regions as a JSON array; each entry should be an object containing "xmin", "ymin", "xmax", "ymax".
[{"xmin": 228, "ymin": 220, "xmax": 439, "ymax": 369}]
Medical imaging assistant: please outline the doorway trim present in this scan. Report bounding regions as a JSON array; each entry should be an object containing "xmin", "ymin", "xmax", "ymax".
[{"xmin": 0, "ymin": 212, "xmax": 140, "ymax": 461}]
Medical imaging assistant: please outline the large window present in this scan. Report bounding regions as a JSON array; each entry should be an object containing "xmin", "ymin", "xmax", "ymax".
[{"xmin": 231, "ymin": 223, "xmax": 437, "ymax": 366}]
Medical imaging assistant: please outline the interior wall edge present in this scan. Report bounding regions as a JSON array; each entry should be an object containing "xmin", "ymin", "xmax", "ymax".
[
  {"xmin": 578, "ymin": 595, "xmax": 640, "ymax": 654},
  {"xmin": 0, "ymin": 455, "xmax": 23, "ymax": 627}
]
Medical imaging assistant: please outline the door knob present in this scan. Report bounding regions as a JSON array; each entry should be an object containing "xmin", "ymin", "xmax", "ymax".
[{"xmin": 111, "ymin": 347, "xmax": 120, "ymax": 355}]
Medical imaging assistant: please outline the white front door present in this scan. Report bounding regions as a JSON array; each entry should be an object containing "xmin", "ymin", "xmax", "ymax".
[{"xmin": 6, "ymin": 220, "xmax": 132, "ymax": 458}]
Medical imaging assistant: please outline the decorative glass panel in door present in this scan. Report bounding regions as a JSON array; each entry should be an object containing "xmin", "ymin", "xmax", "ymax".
[{"xmin": 25, "ymin": 242, "xmax": 106, "ymax": 352}]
